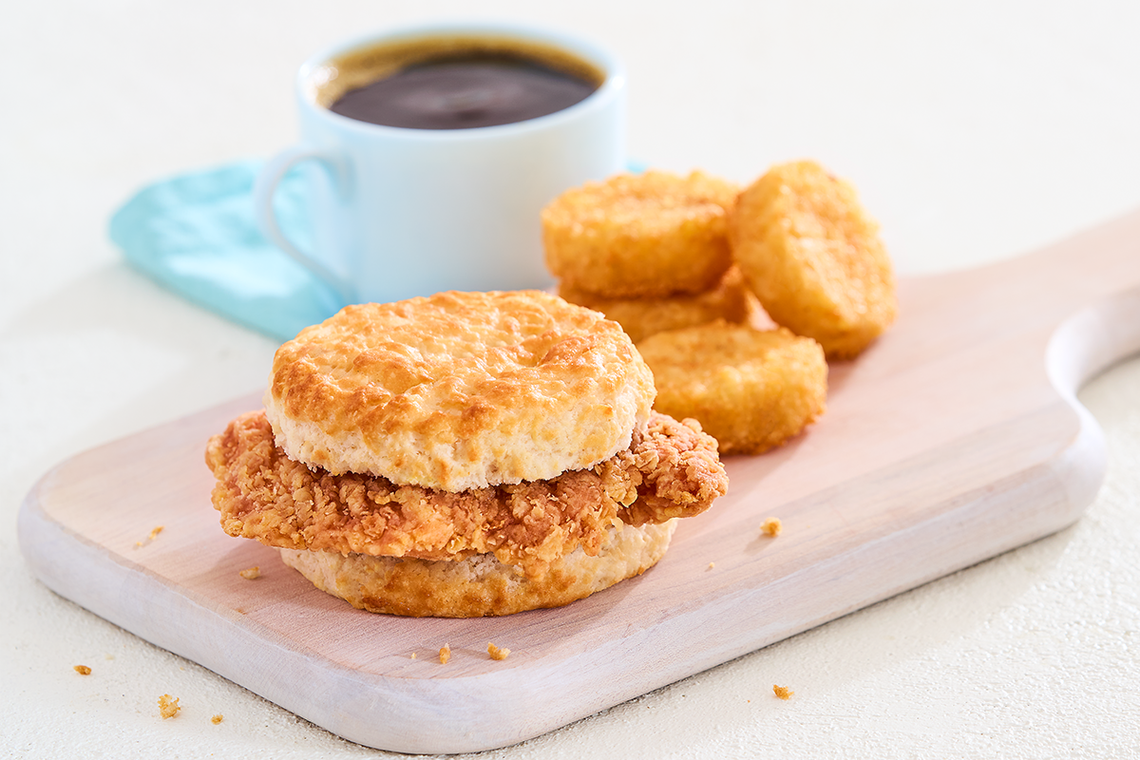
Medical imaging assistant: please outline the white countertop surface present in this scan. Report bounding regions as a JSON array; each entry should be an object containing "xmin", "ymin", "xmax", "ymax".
[{"xmin": 3, "ymin": 1, "xmax": 1139, "ymax": 757}]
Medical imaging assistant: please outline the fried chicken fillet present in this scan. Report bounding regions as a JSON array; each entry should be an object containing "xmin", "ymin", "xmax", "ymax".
[{"xmin": 207, "ymin": 409, "xmax": 725, "ymax": 580}]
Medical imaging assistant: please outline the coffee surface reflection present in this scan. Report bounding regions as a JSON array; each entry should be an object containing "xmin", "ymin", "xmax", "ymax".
[{"xmin": 329, "ymin": 53, "xmax": 598, "ymax": 130}]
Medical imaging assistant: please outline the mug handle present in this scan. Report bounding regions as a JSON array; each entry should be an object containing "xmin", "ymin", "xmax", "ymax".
[{"xmin": 253, "ymin": 145, "xmax": 354, "ymax": 303}]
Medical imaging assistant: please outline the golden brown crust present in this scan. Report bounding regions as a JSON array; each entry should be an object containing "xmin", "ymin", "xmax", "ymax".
[
  {"xmin": 265, "ymin": 291, "xmax": 655, "ymax": 491},
  {"xmin": 542, "ymin": 171, "xmax": 739, "ymax": 298},
  {"xmin": 637, "ymin": 323, "xmax": 828, "ymax": 455},
  {"xmin": 612, "ymin": 412, "xmax": 729, "ymax": 527},
  {"xmin": 206, "ymin": 409, "xmax": 726, "ymax": 579},
  {"xmin": 728, "ymin": 160, "xmax": 897, "ymax": 359},
  {"xmin": 277, "ymin": 521, "xmax": 677, "ymax": 618},
  {"xmin": 558, "ymin": 267, "xmax": 759, "ymax": 343}
]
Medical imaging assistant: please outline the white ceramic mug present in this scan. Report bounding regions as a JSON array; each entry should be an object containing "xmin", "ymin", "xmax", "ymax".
[{"xmin": 253, "ymin": 22, "xmax": 626, "ymax": 305}]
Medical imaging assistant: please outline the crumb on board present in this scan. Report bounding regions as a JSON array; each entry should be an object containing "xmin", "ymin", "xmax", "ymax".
[
  {"xmin": 487, "ymin": 643, "xmax": 510, "ymax": 661},
  {"xmin": 158, "ymin": 694, "xmax": 181, "ymax": 719},
  {"xmin": 773, "ymin": 684, "xmax": 794, "ymax": 700},
  {"xmin": 239, "ymin": 566, "xmax": 261, "ymax": 580},
  {"xmin": 410, "ymin": 652, "xmax": 417, "ymax": 659},
  {"xmin": 760, "ymin": 517, "xmax": 783, "ymax": 537},
  {"xmin": 135, "ymin": 525, "xmax": 165, "ymax": 548},
  {"xmin": 73, "ymin": 665, "xmax": 92, "ymax": 676},
  {"xmin": 211, "ymin": 714, "xmax": 223, "ymax": 725},
  {"xmin": 439, "ymin": 645, "xmax": 451, "ymax": 665},
  {"xmin": 707, "ymin": 562, "xmax": 715, "ymax": 570}
]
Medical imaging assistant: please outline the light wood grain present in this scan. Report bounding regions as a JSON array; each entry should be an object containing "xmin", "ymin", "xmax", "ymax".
[{"xmin": 17, "ymin": 209, "xmax": 1140, "ymax": 754}]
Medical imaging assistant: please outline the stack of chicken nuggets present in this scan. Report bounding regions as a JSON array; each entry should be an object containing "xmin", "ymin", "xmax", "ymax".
[
  {"xmin": 543, "ymin": 161, "xmax": 897, "ymax": 456},
  {"xmin": 544, "ymin": 170, "xmax": 756, "ymax": 343}
]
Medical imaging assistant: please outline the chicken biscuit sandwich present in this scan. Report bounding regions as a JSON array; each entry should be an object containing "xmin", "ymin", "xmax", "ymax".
[{"xmin": 205, "ymin": 290, "xmax": 728, "ymax": 617}]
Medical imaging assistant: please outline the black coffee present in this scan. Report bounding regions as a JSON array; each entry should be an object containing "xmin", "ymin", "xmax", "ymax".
[{"xmin": 328, "ymin": 51, "xmax": 599, "ymax": 130}]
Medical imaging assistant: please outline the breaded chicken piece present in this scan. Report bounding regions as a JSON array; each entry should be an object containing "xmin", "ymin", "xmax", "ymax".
[
  {"xmin": 638, "ymin": 322, "xmax": 827, "ymax": 455},
  {"xmin": 542, "ymin": 170, "xmax": 739, "ymax": 298},
  {"xmin": 728, "ymin": 160, "xmax": 897, "ymax": 359},
  {"xmin": 206, "ymin": 409, "xmax": 727, "ymax": 579},
  {"xmin": 558, "ymin": 267, "xmax": 760, "ymax": 343}
]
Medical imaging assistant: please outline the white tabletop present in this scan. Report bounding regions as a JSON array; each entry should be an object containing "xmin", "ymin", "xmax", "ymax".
[{"xmin": 4, "ymin": 2, "xmax": 1139, "ymax": 758}]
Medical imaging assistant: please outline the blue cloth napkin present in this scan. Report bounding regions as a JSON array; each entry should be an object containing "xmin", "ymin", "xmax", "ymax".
[
  {"xmin": 110, "ymin": 159, "xmax": 647, "ymax": 342},
  {"xmin": 110, "ymin": 160, "xmax": 345, "ymax": 342}
]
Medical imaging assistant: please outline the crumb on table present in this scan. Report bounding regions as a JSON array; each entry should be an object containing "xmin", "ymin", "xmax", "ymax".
[
  {"xmin": 73, "ymin": 665, "xmax": 91, "ymax": 675},
  {"xmin": 761, "ymin": 517, "xmax": 783, "ymax": 537},
  {"xmin": 158, "ymin": 694, "xmax": 181, "ymax": 719},
  {"xmin": 773, "ymin": 684, "xmax": 794, "ymax": 700},
  {"xmin": 439, "ymin": 644, "xmax": 451, "ymax": 665},
  {"xmin": 211, "ymin": 714, "xmax": 223, "ymax": 725},
  {"xmin": 487, "ymin": 643, "xmax": 510, "ymax": 661},
  {"xmin": 135, "ymin": 525, "xmax": 165, "ymax": 548},
  {"xmin": 239, "ymin": 566, "xmax": 261, "ymax": 580}
]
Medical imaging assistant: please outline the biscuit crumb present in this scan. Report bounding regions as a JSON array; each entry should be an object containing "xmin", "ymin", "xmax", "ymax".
[
  {"xmin": 158, "ymin": 694, "xmax": 181, "ymax": 719},
  {"xmin": 410, "ymin": 652, "xmax": 417, "ymax": 659},
  {"xmin": 760, "ymin": 517, "xmax": 782, "ymax": 537},
  {"xmin": 439, "ymin": 645, "xmax": 451, "ymax": 665},
  {"xmin": 73, "ymin": 665, "xmax": 91, "ymax": 675},
  {"xmin": 488, "ymin": 643, "xmax": 510, "ymax": 661},
  {"xmin": 773, "ymin": 684, "xmax": 793, "ymax": 700},
  {"xmin": 239, "ymin": 566, "xmax": 260, "ymax": 580},
  {"xmin": 707, "ymin": 562, "xmax": 715, "ymax": 570},
  {"xmin": 211, "ymin": 714, "xmax": 223, "ymax": 725},
  {"xmin": 135, "ymin": 525, "xmax": 165, "ymax": 548}
]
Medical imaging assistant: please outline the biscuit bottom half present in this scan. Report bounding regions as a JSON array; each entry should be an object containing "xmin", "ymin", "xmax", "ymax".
[{"xmin": 278, "ymin": 520, "xmax": 677, "ymax": 618}]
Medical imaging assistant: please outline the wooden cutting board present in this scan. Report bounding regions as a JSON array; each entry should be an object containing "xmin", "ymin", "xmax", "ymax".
[{"xmin": 18, "ymin": 209, "xmax": 1140, "ymax": 754}]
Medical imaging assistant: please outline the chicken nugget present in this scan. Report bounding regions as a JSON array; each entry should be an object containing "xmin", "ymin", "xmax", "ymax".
[
  {"xmin": 558, "ymin": 267, "xmax": 760, "ymax": 343},
  {"xmin": 638, "ymin": 323, "xmax": 827, "ymax": 455},
  {"xmin": 728, "ymin": 160, "xmax": 897, "ymax": 359},
  {"xmin": 542, "ymin": 170, "xmax": 738, "ymax": 298}
]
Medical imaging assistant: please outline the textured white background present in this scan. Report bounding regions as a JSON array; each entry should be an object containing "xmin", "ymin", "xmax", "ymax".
[{"xmin": 3, "ymin": 1, "xmax": 1139, "ymax": 758}]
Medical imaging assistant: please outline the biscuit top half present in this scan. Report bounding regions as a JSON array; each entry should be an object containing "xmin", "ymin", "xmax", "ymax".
[{"xmin": 264, "ymin": 290, "xmax": 656, "ymax": 492}]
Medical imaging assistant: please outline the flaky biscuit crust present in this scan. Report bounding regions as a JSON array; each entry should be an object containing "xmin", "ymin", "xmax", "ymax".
[
  {"xmin": 638, "ymin": 323, "xmax": 827, "ymax": 455},
  {"xmin": 277, "ymin": 521, "xmax": 677, "ymax": 618},
  {"xmin": 728, "ymin": 160, "xmax": 897, "ymax": 359},
  {"xmin": 264, "ymin": 291, "xmax": 655, "ymax": 491},
  {"xmin": 205, "ymin": 409, "xmax": 726, "ymax": 579},
  {"xmin": 542, "ymin": 171, "xmax": 739, "ymax": 298}
]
